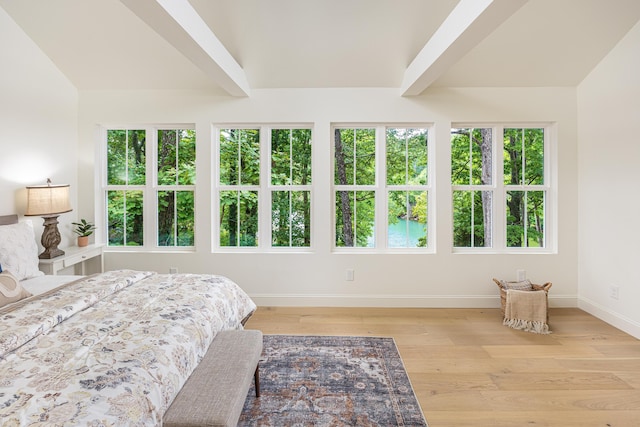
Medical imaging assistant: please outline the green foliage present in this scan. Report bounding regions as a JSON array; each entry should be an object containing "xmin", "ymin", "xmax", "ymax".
[
  {"xmin": 335, "ymin": 191, "xmax": 375, "ymax": 247},
  {"xmin": 271, "ymin": 129, "xmax": 312, "ymax": 247},
  {"xmin": 451, "ymin": 128, "xmax": 491, "ymax": 185},
  {"xmin": 386, "ymin": 128, "xmax": 428, "ymax": 186},
  {"xmin": 271, "ymin": 129, "xmax": 312, "ymax": 186},
  {"xmin": 107, "ymin": 129, "xmax": 195, "ymax": 247},
  {"xmin": 218, "ymin": 129, "xmax": 261, "ymax": 247},
  {"xmin": 504, "ymin": 128, "xmax": 544, "ymax": 186},
  {"xmin": 452, "ymin": 190, "xmax": 489, "ymax": 247},
  {"xmin": 158, "ymin": 191, "xmax": 194, "ymax": 246},
  {"xmin": 334, "ymin": 127, "xmax": 428, "ymax": 248},
  {"xmin": 452, "ymin": 127, "xmax": 545, "ymax": 248},
  {"xmin": 107, "ymin": 130, "xmax": 146, "ymax": 186},
  {"xmin": 220, "ymin": 129, "xmax": 260, "ymax": 185},
  {"xmin": 157, "ymin": 129, "xmax": 196, "ymax": 186},
  {"xmin": 504, "ymin": 129, "xmax": 545, "ymax": 247},
  {"xmin": 219, "ymin": 190, "xmax": 258, "ymax": 247},
  {"xmin": 334, "ymin": 128, "xmax": 376, "ymax": 186},
  {"xmin": 104, "ymin": 124, "xmax": 546, "ymax": 250},
  {"xmin": 72, "ymin": 219, "xmax": 96, "ymax": 237},
  {"xmin": 107, "ymin": 190, "xmax": 143, "ymax": 246},
  {"xmin": 272, "ymin": 191, "xmax": 311, "ymax": 247}
]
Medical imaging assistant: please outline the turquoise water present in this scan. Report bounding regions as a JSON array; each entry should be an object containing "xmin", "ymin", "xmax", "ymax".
[{"xmin": 388, "ymin": 218, "xmax": 425, "ymax": 248}]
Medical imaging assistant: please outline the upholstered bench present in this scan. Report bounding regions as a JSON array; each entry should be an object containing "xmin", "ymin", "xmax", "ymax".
[{"xmin": 163, "ymin": 329, "xmax": 263, "ymax": 427}]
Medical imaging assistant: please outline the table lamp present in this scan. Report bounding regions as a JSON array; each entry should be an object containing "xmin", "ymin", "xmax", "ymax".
[{"xmin": 25, "ymin": 179, "xmax": 72, "ymax": 259}]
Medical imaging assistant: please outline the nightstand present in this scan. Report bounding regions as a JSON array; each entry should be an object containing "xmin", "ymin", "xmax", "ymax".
[{"xmin": 38, "ymin": 244, "xmax": 104, "ymax": 275}]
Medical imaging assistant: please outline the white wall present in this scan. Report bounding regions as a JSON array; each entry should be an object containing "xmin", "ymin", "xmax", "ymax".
[
  {"xmin": 78, "ymin": 86, "xmax": 579, "ymax": 308},
  {"xmin": 577, "ymin": 21, "xmax": 640, "ymax": 338},
  {"xmin": 0, "ymin": 7, "xmax": 78, "ymax": 248}
]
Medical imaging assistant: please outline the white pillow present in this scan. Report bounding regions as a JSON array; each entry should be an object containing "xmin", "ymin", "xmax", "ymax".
[
  {"xmin": 0, "ymin": 221, "xmax": 44, "ymax": 281},
  {"xmin": 0, "ymin": 271, "xmax": 32, "ymax": 307}
]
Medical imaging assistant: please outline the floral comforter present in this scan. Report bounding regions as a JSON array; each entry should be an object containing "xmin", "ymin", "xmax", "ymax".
[{"xmin": 0, "ymin": 269, "xmax": 257, "ymax": 426}]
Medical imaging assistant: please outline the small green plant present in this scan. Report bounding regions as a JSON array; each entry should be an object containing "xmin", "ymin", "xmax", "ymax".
[{"xmin": 72, "ymin": 219, "xmax": 96, "ymax": 237}]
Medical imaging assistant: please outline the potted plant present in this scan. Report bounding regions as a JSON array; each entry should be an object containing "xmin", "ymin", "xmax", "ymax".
[{"xmin": 72, "ymin": 219, "xmax": 96, "ymax": 247}]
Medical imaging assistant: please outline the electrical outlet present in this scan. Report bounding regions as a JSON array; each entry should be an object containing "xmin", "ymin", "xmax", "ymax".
[
  {"xmin": 516, "ymin": 269, "xmax": 526, "ymax": 281},
  {"xmin": 346, "ymin": 269, "xmax": 354, "ymax": 281},
  {"xmin": 609, "ymin": 285, "xmax": 620, "ymax": 300},
  {"xmin": 170, "ymin": 267, "xmax": 178, "ymax": 274}
]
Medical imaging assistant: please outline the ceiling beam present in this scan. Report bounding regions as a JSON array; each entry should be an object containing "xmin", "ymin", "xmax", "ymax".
[
  {"xmin": 400, "ymin": 0, "xmax": 527, "ymax": 96},
  {"xmin": 121, "ymin": 0, "xmax": 250, "ymax": 96}
]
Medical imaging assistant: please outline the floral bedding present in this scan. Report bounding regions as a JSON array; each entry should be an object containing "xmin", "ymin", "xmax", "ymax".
[{"xmin": 0, "ymin": 269, "xmax": 257, "ymax": 426}]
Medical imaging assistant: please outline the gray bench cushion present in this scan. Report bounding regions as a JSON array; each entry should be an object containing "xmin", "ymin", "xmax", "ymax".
[{"xmin": 164, "ymin": 329, "xmax": 263, "ymax": 427}]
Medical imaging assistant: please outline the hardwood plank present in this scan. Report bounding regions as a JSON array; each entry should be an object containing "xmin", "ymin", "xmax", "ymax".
[
  {"xmin": 483, "ymin": 344, "xmax": 603, "ymax": 359},
  {"xmin": 426, "ymin": 411, "xmax": 639, "ymax": 427},
  {"xmin": 490, "ymin": 372, "xmax": 632, "ymax": 391},
  {"xmin": 244, "ymin": 307, "xmax": 640, "ymax": 426}
]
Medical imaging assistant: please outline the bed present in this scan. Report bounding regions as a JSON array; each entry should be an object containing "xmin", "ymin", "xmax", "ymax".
[{"xmin": 0, "ymin": 215, "xmax": 257, "ymax": 425}]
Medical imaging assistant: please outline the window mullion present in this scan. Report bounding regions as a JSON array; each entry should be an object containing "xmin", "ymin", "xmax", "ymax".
[
  {"xmin": 494, "ymin": 125, "xmax": 506, "ymax": 251},
  {"xmin": 288, "ymin": 130, "xmax": 294, "ymax": 246},
  {"xmin": 146, "ymin": 127, "xmax": 158, "ymax": 248},
  {"xmin": 376, "ymin": 126, "xmax": 385, "ymax": 249},
  {"xmin": 259, "ymin": 126, "xmax": 269, "ymax": 249}
]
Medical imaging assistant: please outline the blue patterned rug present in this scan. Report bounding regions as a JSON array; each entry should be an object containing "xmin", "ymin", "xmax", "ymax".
[{"xmin": 239, "ymin": 335, "xmax": 427, "ymax": 426}]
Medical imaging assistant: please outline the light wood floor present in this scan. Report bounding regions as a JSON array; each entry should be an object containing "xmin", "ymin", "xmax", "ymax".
[{"xmin": 244, "ymin": 307, "xmax": 640, "ymax": 427}]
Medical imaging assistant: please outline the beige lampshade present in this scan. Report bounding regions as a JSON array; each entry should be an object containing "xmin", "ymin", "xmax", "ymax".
[{"xmin": 25, "ymin": 183, "xmax": 72, "ymax": 216}]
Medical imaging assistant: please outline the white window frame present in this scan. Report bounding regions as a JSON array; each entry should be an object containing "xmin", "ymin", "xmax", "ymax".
[
  {"xmin": 451, "ymin": 123, "xmax": 556, "ymax": 254},
  {"xmin": 99, "ymin": 124, "xmax": 196, "ymax": 252},
  {"xmin": 212, "ymin": 124, "xmax": 314, "ymax": 253},
  {"xmin": 331, "ymin": 123, "xmax": 434, "ymax": 253}
]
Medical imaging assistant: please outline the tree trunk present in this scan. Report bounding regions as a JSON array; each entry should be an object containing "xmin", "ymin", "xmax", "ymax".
[
  {"xmin": 334, "ymin": 129, "xmax": 353, "ymax": 246},
  {"xmin": 158, "ymin": 131, "xmax": 176, "ymax": 244},
  {"xmin": 479, "ymin": 129, "xmax": 493, "ymax": 247},
  {"xmin": 505, "ymin": 134, "xmax": 523, "ymax": 246}
]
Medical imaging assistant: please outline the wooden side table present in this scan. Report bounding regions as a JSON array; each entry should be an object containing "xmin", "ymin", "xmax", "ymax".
[{"xmin": 38, "ymin": 244, "xmax": 104, "ymax": 275}]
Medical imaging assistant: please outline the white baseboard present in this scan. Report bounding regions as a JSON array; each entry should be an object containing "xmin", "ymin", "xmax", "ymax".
[
  {"xmin": 578, "ymin": 297, "xmax": 640, "ymax": 339},
  {"xmin": 250, "ymin": 294, "xmax": 578, "ymax": 309}
]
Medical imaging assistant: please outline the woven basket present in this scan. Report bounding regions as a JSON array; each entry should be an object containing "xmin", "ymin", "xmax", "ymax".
[{"xmin": 492, "ymin": 278, "xmax": 552, "ymax": 318}]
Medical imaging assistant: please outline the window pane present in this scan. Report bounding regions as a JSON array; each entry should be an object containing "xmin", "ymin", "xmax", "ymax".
[
  {"xmin": 386, "ymin": 130, "xmax": 405, "ymax": 186},
  {"xmin": 219, "ymin": 190, "xmax": 258, "ymax": 247},
  {"xmin": 504, "ymin": 128, "xmax": 544, "ymax": 186},
  {"xmin": 158, "ymin": 129, "xmax": 196, "ymax": 186},
  {"xmin": 388, "ymin": 190, "xmax": 427, "ymax": 248},
  {"xmin": 524, "ymin": 128, "xmax": 544, "ymax": 185},
  {"xmin": 387, "ymin": 128, "xmax": 428, "ymax": 186},
  {"xmin": 107, "ymin": 190, "xmax": 143, "ymax": 246},
  {"xmin": 271, "ymin": 129, "xmax": 312, "ymax": 186},
  {"xmin": 107, "ymin": 130, "xmax": 146, "ymax": 185},
  {"xmin": 271, "ymin": 130, "xmax": 291, "ymax": 186},
  {"xmin": 291, "ymin": 129, "xmax": 312, "ymax": 185},
  {"xmin": 451, "ymin": 128, "xmax": 492, "ymax": 185},
  {"xmin": 355, "ymin": 130, "xmax": 375, "ymax": 185},
  {"xmin": 334, "ymin": 128, "xmax": 375, "ymax": 186},
  {"xmin": 158, "ymin": 191, "xmax": 194, "ymax": 246},
  {"xmin": 219, "ymin": 129, "xmax": 260, "ymax": 185},
  {"xmin": 335, "ymin": 190, "xmax": 375, "ymax": 247},
  {"xmin": 272, "ymin": 190, "xmax": 311, "ymax": 247},
  {"xmin": 506, "ymin": 190, "xmax": 544, "ymax": 248},
  {"xmin": 107, "ymin": 130, "xmax": 126, "ymax": 185},
  {"xmin": 453, "ymin": 190, "xmax": 492, "ymax": 248}
]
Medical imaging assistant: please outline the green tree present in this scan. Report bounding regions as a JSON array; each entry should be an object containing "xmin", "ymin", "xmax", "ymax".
[
  {"xmin": 334, "ymin": 128, "xmax": 376, "ymax": 247},
  {"xmin": 107, "ymin": 130, "xmax": 145, "ymax": 246},
  {"xmin": 271, "ymin": 129, "xmax": 312, "ymax": 247},
  {"xmin": 504, "ymin": 128, "xmax": 544, "ymax": 247},
  {"xmin": 157, "ymin": 129, "xmax": 195, "ymax": 246},
  {"xmin": 451, "ymin": 128, "xmax": 492, "ymax": 247},
  {"xmin": 219, "ymin": 129, "xmax": 260, "ymax": 246}
]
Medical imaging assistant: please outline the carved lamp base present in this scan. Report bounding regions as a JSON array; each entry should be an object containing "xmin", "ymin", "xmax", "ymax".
[{"xmin": 38, "ymin": 215, "xmax": 65, "ymax": 259}]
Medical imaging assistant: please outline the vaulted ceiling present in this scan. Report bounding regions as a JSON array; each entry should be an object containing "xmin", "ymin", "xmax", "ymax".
[{"xmin": 2, "ymin": 0, "xmax": 639, "ymax": 96}]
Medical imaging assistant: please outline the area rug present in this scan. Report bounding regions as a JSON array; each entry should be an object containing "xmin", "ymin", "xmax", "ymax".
[{"xmin": 238, "ymin": 335, "xmax": 427, "ymax": 426}]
